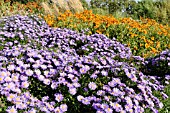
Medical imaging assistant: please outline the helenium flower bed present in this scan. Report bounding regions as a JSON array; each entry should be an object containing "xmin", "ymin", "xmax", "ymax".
[{"xmin": 0, "ymin": 15, "xmax": 169, "ymax": 113}]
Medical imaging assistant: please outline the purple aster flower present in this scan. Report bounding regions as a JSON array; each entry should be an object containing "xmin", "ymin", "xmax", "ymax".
[
  {"xmin": 82, "ymin": 97, "xmax": 91, "ymax": 105},
  {"xmin": 51, "ymin": 81, "xmax": 58, "ymax": 89},
  {"xmin": 54, "ymin": 93, "xmax": 64, "ymax": 102},
  {"xmin": 96, "ymin": 110, "xmax": 105, "ymax": 113},
  {"xmin": 104, "ymin": 96, "xmax": 111, "ymax": 101},
  {"xmin": 0, "ymin": 71, "xmax": 7, "ymax": 77},
  {"xmin": 41, "ymin": 106, "xmax": 50, "ymax": 113},
  {"xmin": 45, "ymin": 102, "xmax": 55, "ymax": 111},
  {"xmin": 27, "ymin": 57, "xmax": 35, "ymax": 63},
  {"xmin": 25, "ymin": 69, "xmax": 33, "ymax": 76},
  {"xmin": 7, "ymin": 93, "xmax": 16, "ymax": 101},
  {"xmin": 11, "ymin": 74, "xmax": 19, "ymax": 82},
  {"xmin": 105, "ymin": 107, "xmax": 113, "ymax": 113},
  {"xmin": 110, "ymin": 102, "xmax": 122, "ymax": 112},
  {"xmin": 88, "ymin": 82, "xmax": 97, "ymax": 90},
  {"xmin": 42, "ymin": 96, "xmax": 49, "ymax": 102},
  {"xmin": 21, "ymin": 81, "xmax": 29, "ymax": 88},
  {"xmin": 7, "ymin": 64, "xmax": 15, "ymax": 71},
  {"xmin": 34, "ymin": 69, "xmax": 41, "ymax": 75},
  {"xmin": 92, "ymin": 102, "xmax": 103, "ymax": 110},
  {"xmin": 69, "ymin": 87, "xmax": 77, "ymax": 95},
  {"xmin": 161, "ymin": 92, "xmax": 168, "ymax": 99},
  {"xmin": 90, "ymin": 73, "xmax": 98, "ymax": 79},
  {"xmin": 0, "ymin": 76, "xmax": 4, "ymax": 83},
  {"xmin": 54, "ymin": 107, "xmax": 62, "ymax": 113},
  {"xmin": 101, "ymin": 70, "xmax": 108, "ymax": 76},
  {"xmin": 20, "ymin": 75, "xmax": 28, "ymax": 81},
  {"xmin": 67, "ymin": 74, "xmax": 74, "ymax": 79},
  {"xmin": 101, "ymin": 103, "xmax": 109, "ymax": 109},
  {"xmin": 97, "ymin": 90, "xmax": 105, "ymax": 96},
  {"xmin": 37, "ymin": 75, "xmax": 45, "ymax": 81},
  {"xmin": 108, "ymin": 80, "xmax": 117, "ymax": 87},
  {"xmin": 125, "ymin": 96, "xmax": 132, "ymax": 104},
  {"xmin": 32, "ymin": 63, "xmax": 40, "ymax": 69},
  {"xmin": 28, "ymin": 108, "xmax": 37, "ymax": 113},
  {"xmin": 4, "ymin": 82, "xmax": 15, "ymax": 90},
  {"xmin": 6, "ymin": 106, "xmax": 17, "ymax": 113},
  {"xmin": 41, "ymin": 64, "xmax": 47, "ymax": 70},
  {"xmin": 125, "ymin": 104, "xmax": 133, "ymax": 112},
  {"xmin": 77, "ymin": 95, "xmax": 84, "ymax": 102},
  {"xmin": 52, "ymin": 59, "xmax": 60, "ymax": 66},
  {"xmin": 43, "ymin": 78, "xmax": 51, "ymax": 85},
  {"xmin": 72, "ymin": 82, "xmax": 81, "ymax": 88},
  {"xmin": 60, "ymin": 72, "xmax": 66, "ymax": 77},
  {"xmin": 60, "ymin": 104, "xmax": 68, "ymax": 112},
  {"xmin": 103, "ymin": 85, "xmax": 111, "ymax": 92},
  {"xmin": 110, "ymin": 88, "xmax": 121, "ymax": 96}
]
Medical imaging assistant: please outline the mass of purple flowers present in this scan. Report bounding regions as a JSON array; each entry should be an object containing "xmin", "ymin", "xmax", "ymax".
[{"xmin": 0, "ymin": 15, "xmax": 169, "ymax": 113}]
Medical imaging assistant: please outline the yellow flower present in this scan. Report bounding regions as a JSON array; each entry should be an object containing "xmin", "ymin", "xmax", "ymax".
[
  {"xmin": 134, "ymin": 46, "xmax": 138, "ymax": 50},
  {"xmin": 96, "ymin": 30, "xmax": 102, "ymax": 34},
  {"xmin": 156, "ymin": 41, "xmax": 160, "ymax": 48},
  {"xmin": 145, "ymin": 43, "xmax": 150, "ymax": 48},
  {"xmin": 151, "ymin": 37, "xmax": 154, "ymax": 41},
  {"xmin": 150, "ymin": 47, "xmax": 157, "ymax": 54}
]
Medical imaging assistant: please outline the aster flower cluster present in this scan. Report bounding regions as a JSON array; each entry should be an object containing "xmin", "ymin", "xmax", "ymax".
[
  {"xmin": 0, "ymin": 15, "xmax": 169, "ymax": 113},
  {"xmin": 141, "ymin": 49, "xmax": 170, "ymax": 86},
  {"xmin": 142, "ymin": 49, "xmax": 170, "ymax": 77}
]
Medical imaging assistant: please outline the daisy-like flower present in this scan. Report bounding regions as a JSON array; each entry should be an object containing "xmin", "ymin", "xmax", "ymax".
[
  {"xmin": 0, "ymin": 76, "xmax": 4, "ymax": 83},
  {"xmin": 34, "ymin": 69, "xmax": 41, "ymax": 75},
  {"xmin": 101, "ymin": 103, "xmax": 109, "ymax": 109},
  {"xmin": 20, "ymin": 75, "xmax": 28, "ymax": 81},
  {"xmin": 101, "ymin": 70, "xmax": 108, "ymax": 76},
  {"xmin": 4, "ymin": 82, "xmax": 15, "ymax": 90},
  {"xmin": 25, "ymin": 69, "xmax": 33, "ymax": 76},
  {"xmin": 4, "ymin": 76, "xmax": 12, "ymax": 82},
  {"xmin": 28, "ymin": 108, "xmax": 37, "ymax": 113},
  {"xmin": 41, "ymin": 106, "xmax": 50, "ymax": 112},
  {"xmin": 88, "ymin": 82, "xmax": 97, "ymax": 90},
  {"xmin": 0, "ymin": 71, "xmax": 7, "ymax": 77},
  {"xmin": 79, "ymin": 67, "xmax": 87, "ymax": 74},
  {"xmin": 82, "ymin": 97, "xmax": 91, "ymax": 105},
  {"xmin": 11, "ymin": 74, "xmax": 19, "ymax": 82},
  {"xmin": 97, "ymin": 90, "xmax": 105, "ymax": 96},
  {"xmin": 110, "ymin": 102, "xmax": 122, "ymax": 112},
  {"xmin": 105, "ymin": 107, "xmax": 113, "ymax": 113},
  {"xmin": 54, "ymin": 107, "xmax": 62, "ymax": 113},
  {"xmin": 96, "ymin": 110, "xmax": 105, "ymax": 113},
  {"xmin": 77, "ymin": 95, "xmax": 84, "ymax": 102},
  {"xmin": 21, "ymin": 81, "xmax": 29, "ymax": 88},
  {"xmin": 110, "ymin": 88, "xmax": 121, "ymax": 96},
  {"xmin": 69, "ymin": 88, "xmax": 77, "ymax": 95},
  {"xmin": 41, "ymin": 64, "xmax": 47, "ymax": 70},
  {"xmin": 7, "ymin": 93, "xmax": 16, "ymax": 101},
  {"xmin": 37, "ymin": 75, "xmax": 45, "ymax": 81},
  {"xmin": 27, "ymin": 57, "xmax": 35, "ymax": 63},
  {"xmin": 51, "ymin": 81, "xmax": 58, "ymax": 89},
  {"xmin": 6, "ymin": 106, "xmax": 17, "ymax": 113},
  {"xmin": 54, "ymin": 93, "xmax": 64, "ymax": 102},
  {"xmin": 43, "ymin": 78, "xmax": 51, "ymax": 85},
  {"xmin": 60, "ymin": 104, "xmax": 68, "ymax": 112},
  {"xmin": 46, "ymin": 102, "xmax": 55, "ymax": 111},
  {"xmin": 7, "ymin": 64, "xmax": 15, "ymax": 71}
]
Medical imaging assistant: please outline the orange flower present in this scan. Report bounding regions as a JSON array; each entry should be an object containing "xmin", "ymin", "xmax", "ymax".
[
  {"xmin": 151, "ymin": 37, "xmax": 154, "ymax": 41},
  {"xmin": 145, "ymin": 43, "xmax": 150, "ymax": 48},
  {"xmin": 150, "ymin": 47, "xmax": 157, "ymax": 54},
  {"xmin": 156, "ymin": 41, "xmax": 160, "ymax": 48},
  {"xmin": 134, "ymin": 46, "xmax": 138, "ymax": 50}
]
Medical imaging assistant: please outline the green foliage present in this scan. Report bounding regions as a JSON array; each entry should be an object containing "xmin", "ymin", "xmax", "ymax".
[
  {"xmin": 89, "ymin": 0, "xmax": 170, "ymax": 25},
  {"xmin": 80, "ymin": 0, "xmax": 90, "ymax": 10}
]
